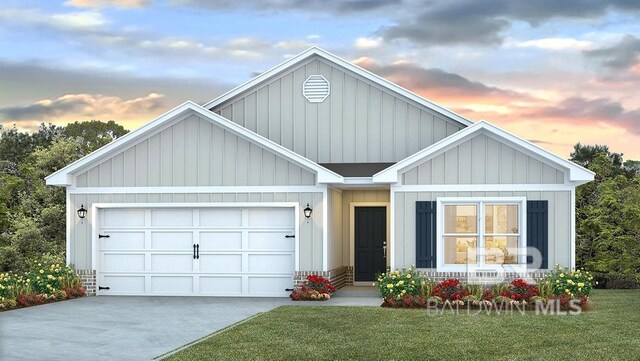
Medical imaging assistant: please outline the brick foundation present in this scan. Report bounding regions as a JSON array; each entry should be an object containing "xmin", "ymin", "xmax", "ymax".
[
  {"xmin": 416, "ymin": 270, "xmax": 550, "ymax": 284},
  {"xmin": 76, "ymin": 269, "xmax": 96, "ymax": 296},
  {"xmin": 294, "ymin": 266, "xmax": 353, "ymax": 289}
]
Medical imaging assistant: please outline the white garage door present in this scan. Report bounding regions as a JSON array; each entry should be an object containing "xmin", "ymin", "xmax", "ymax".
[{"xmin": 97, "ymin": 207, "xmax": 295, "ymax": 297}]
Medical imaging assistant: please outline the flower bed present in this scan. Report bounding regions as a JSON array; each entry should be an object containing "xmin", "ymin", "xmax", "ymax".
[
  {"xmin": 290, "ymin": 275, "xmax": 336, "ymax": 301},
  {"xmin": 0, "ymin": 260, "xmax": 86, "ymax": 312},
  {"xmin": 378, "ymin": 265, "xmax": 593, "ymax": 312},
  {"xmin": 376, "ymin": 266, "xmax": 422, "ymax": 299}
]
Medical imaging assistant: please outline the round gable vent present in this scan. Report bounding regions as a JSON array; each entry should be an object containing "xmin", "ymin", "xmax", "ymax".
[{"xmin": 303, "ymin": 75, "xmax": 330, "ymax": 103}]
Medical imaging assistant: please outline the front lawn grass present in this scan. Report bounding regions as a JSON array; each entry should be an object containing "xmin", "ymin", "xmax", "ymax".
[{"xmin": 167, "ymin": 290, "xmax": 640, "ymax": 360}]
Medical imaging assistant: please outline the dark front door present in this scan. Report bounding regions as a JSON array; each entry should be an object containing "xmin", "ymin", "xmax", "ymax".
[{"xmin": 354, "ymin": 206, "xmax": 387, "ymax": 282}]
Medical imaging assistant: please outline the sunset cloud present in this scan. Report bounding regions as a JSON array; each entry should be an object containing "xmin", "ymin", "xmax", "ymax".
[
  {"xmin": 354, "ymin": 58, "xmax": 537, "ymax": 105},
  {"xmin": 0, "ymin": 93, "xmax": 165, "ymax": 131}
]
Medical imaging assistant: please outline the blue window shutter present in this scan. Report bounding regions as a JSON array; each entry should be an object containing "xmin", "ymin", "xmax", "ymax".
[
  {"xmin": 416, "ymin": 201, "xmax": 437, "ymax": 268},
  {"xmin": 526, "ymin": 200, "xmax": 548, "ymax": 269}
]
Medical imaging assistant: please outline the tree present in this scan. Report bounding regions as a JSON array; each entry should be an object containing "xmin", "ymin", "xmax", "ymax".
[
  {"xmin": 572, "ymin": 145, "xmax": 640, "ymax": 276},
  {"xmin": 63, "ymin": 120, "xmax": 128, "ymax": 153},
  {"xmin": 0, "ymin": 126, "xmax": 35, "ymax": 166},
  {"xmin": 0, "ymin": 120, "xmax": 128, "ymax": 272}
]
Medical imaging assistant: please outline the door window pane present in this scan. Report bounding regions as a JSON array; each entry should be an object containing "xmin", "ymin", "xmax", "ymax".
[
  {"xmin": 485, "ymin": 204, "xmax": 519, "ymax": 234},
  {"xmin": 485, "ymin": 236, "xmax": 519, "ymax": 264},
  {"xmin": 444, "ymin": 205, "xmax": 477, "ymax": 233},
  {"xmin": 443, "ymin": 237, "xmax": 477, "ymax": 264}
]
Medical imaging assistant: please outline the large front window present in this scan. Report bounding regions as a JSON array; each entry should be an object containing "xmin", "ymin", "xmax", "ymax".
[{"xmin": 438, "ymin": 198, "xmax": 525, "ymax": 271}]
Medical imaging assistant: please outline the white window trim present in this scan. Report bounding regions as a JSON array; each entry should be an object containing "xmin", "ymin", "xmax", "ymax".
[{"xmin": 436, "ymin": 197, "xmax": 527, "ymax": 273}]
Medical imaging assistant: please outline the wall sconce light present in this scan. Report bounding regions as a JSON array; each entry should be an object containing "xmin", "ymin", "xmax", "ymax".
[
  {"xmin": 77, "ymin": 204, "xmax": 87, "ymax": 223},
  {"xmin": 303, "ymin": 203, "xmax": 313, "ymax": 221}
]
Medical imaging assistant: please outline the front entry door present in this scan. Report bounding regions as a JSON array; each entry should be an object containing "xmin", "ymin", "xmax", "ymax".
[{"xmin": 354, "ymin": 207, "xmax": 387, "ymax": 282}]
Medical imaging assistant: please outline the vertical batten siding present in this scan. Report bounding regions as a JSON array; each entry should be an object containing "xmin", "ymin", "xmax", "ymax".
[
  {"xmin": 403, "ymin": 134, "xmax": 567, "ymax": 185},
  {"xmin": 211, "ymin": 56, "xmax": 464, "ymax": 163},
  {"xmin": 393, "ymin": 191, "xmax": 571, "ymax": 270},
  {"xmin": 76, "ymin": 115, "xmax": 316, "ymax": 187},
  {"xmin": 340, "ymin": 190, "xmax": 390, "ymax": 266},
  {"xmin": 69, "ymin": 192, "xmax": 324, "ymax": 272}
]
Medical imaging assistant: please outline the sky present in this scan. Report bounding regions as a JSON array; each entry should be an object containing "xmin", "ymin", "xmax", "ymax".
[{"xmin": 1, "ymin": 0, "xmax": 639, "ymax": 160}]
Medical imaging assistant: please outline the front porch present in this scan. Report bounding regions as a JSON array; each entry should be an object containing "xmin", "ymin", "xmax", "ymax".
[{"xmin": 311, "ymin": 187, "xmax": 392, "ymax": 289}]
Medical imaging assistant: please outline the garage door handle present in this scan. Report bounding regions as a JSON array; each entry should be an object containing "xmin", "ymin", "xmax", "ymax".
[
  {"xmin": 193, "ymin": 244, "xmax": 197, "ymax": 259},
  {"xmin": 98, "ymin": 234, "xmax": 110, "ymax": 239},
  {"xmin": 196, "ymin": 244, "xmax": 200, "ymax": 259},
  {"xmin": 285, "ymin": 235, "xmax": 295, "ymax": 238}
]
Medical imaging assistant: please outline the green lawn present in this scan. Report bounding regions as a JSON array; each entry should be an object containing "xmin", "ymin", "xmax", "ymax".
[{"xmin": 167, "ymin": 290, "xmax": 640, "ymax": 361}]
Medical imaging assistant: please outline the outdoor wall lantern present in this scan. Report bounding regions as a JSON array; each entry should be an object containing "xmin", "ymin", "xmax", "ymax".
[
  {"xmin": 77, "ymin": 204, "xmax": 87, "ymax": 223},
  {"xmin": 303, "ymin": 203, "xmax": 313, "ymax": 221}
]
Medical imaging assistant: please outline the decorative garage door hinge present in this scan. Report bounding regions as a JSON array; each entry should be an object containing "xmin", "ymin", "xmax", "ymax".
[
  {"xmin": 98, "ymin": 234, "xmax": 110, "ymax": 239},
  {"xmin": 99, "ymin": 286, "xmax": 110, "ymax": 290}
]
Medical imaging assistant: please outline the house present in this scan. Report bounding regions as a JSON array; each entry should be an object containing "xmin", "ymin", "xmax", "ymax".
[{"xmin": 46, "ymin": 47, "xmax": 594, "ymax": 297}]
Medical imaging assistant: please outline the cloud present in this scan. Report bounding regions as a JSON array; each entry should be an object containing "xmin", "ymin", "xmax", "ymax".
[
  {"xmin": 0, "ymin": 8, "xmax": 107, "ymax": 33},
  {"xmin": 171, "ymin": 0, "xmax": 400, "ymax": 14},
  {"xmin": 0, "ymin": 8, "xmax": 312, "ymax": 63},
  {"xmin": 354, "ymin": 37, "xmax": 383, "ymax": 50},
  {"xmin": 350, "ymin": 57, "xmax": 640, "ymax": 140},
  {"xmin": 354, "ymin": 58, "xmax": 536, "ymax": 104},
  {"xmin": 0, "ymin": 93, "xmax": 165, "ymax": 130},
  {"xmin": 0, "ymin": 60, "xmax": 230, "ymax": 130},
  {"xmin": 508, "ymin": 37, "xmax": 594, "ymax": 51},
  {"xmin": 65, "ymin": 0, "xmax": 147, "ymax": 8},
  {"xmin": 380, "ymin": 0, "xmax": 640, "ymax": 46},
  {"xmin": 584, "ymin": 35, "xmax": 640, "ymax": 69},
  {"xmin": 529, "ymin": 96, "xmax": 640, "ymax": 134}
]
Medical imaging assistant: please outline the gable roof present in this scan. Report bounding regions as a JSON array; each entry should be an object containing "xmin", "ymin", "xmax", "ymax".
[
  {"xmin": 46, "ymin": 101, "xmax": 343, "ymax": 186},
  {"xmin": 203, "ymin": 47, "xmax": 474, "ymax": 128},
  {"xmin": 373, "ymin": 120, "xmax": 595, "ymax": 185}
]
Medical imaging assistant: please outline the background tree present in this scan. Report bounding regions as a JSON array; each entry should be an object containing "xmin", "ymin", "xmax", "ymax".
[
  {"xmin": 63, "ymin": 120, "xmax": 128, "ymax": 153},
  {"xmin": 0, "ymin": 120, "xmax": 128, "ymax": 272},
  {"xmin": 571, "ymin": 144, "xmax": 640, "ymax": 277}
]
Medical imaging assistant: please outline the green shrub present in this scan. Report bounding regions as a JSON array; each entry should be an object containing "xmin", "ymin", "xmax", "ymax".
[
  {"xmin": 536, "ymin": 280, "xmax": 554, "ymax": 301},
  {"xmin": 420, "ymin": 278, "xmax": 437, "ymax": 298},
  {"xmin": 0, "ymin": 246, "xmax": 22, "ymax": 272},
  {"xmin": 0, "ymin": 258, "xmax": 83, "ymax": 307},
  {"xmin": 544, "ymin": 265, "xmax": 594, "ymax": 297},
  {"xmin": 591, "ymin": 272, "xmax": 640, "ymax": 289},
  {"xmin": 0, "ymin": 297, "xmax": 17, "ymax": 310},
  {"xmin": 377, "ymin": 266, "xmax": 423, "ymax": 299},
  {"xmin": 0, "ymin": 272, "xmax": 34, "ymax": 299}
]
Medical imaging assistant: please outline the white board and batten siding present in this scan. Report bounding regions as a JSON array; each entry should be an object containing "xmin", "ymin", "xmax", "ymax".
[
  {"xmin": 392, "ymin": 134, "xmax": 573, "ymax": 271},
  {"xmin": 66, "ymin": 112, "xmax": 328, "ymax": 296},
  {"xmin": 212, "ymin": 55, "xmax": 465, "ymax": 164},
  {"xmin": 402, "ymin": 134, "xmax": 566, "ymax": 185},
  {"xmin": 97, "ymin": 206, "xmax": 295, "ymax": 296},
  {"xmin": 75, "ymin": 114, "xmax": 316, "ymax": 188},
  {"xmin": 393, "ymin": 191, "xmax": 571, "ymax": 270}
]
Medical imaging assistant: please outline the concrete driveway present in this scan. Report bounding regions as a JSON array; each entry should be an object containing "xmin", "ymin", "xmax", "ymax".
[{"xmin": 0, "ymin": 296, "xmax": 289, "ymax": 360}]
